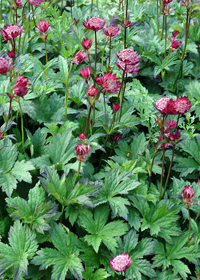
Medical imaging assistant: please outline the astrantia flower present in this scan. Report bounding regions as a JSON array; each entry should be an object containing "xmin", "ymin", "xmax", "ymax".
[
  {"xmin": 80, "ymin": 66, "xmax": 91, "ymax": 80},
  {"xmin": 87, "ymin": 86, "xmax": 98, "ymax": 97},
  {"xmin": 76, "ymin": 143, "xmax": 91, "ymax": 155},
  {"xmin": 117, "ymin": 49, "xmax": 140, "ymax": 65},
  {"xmin": 79, "ymin": 133, "xmax": 86, "ymax": 140},
  {"xmin": 183, "ymin": 185, "xmax": 195, "ymax": 199},
  {"xmin": 175, "ymin": 97, "xmax": 191, "ymax": 114},
  {"xmin": 163, "ymin": 0, "xmax": 173, "ymax": 4},
  {"xmin": 103, "ymin": 72, "xmax": 121, "ymax": 93},
  {"xmin": 166, "ymin": 98, "xmax": 178, "ymax": 115},
  {"xmin": 14, "ymin": 74, "xmax": 29, "ymax": 98},
  {"xmin": 165, "ymin": 130, "xmax": 181, "ymax": 141},
  {"xmin": 95, "ymin": 75, "xmax": 104, "ymax": 85},
  {"xmin": 37, "ymin": 20, "xmax": 49, "ymax": 33},
  {"xmin": 28, "ymin": 0, "xmax": 44, "ymax": 6},
  {"xmin": 83, "ymin": 17, "xmax": 106, "ymax": 31},
  {"xmin": 82, "ymin": 38, "xmax": 93, "ymax": 50},
  {"xmin": 15, "ymin": 0, "xmax": 22, "ymax": 7},
  {"xmin": 154, "ymin": 97, "xmax": 170, "ymax": 114},
  {"xmin": 7, "ymin": 49, "xmax": 16, "ymax": 59},
  {"xmin": 0, "ymin": 56, "xmax": 11, "ymax": 75},
  {"xmin": 113, "ymin": 103, "xmax": 120, "ymax": 112},
  {"xmin": 173, "ymin": 30, "xmax": 179, "ymax": 37},
  {"xmin": 116, "ymin": 61, "xmax": 139, "ymax": 74},
  {"xmin": 121, "ymin": 20, "xmax": 132, "ymax": 27},
  {"xmin": 73, "ymin": 50, "xmax": 88, "ymax": 64},
  {"xmin": 171, "ymin": 37, "xmax": 182, "ymax": 49},
  {"xmin": 1, "ymin": 24, "xmax": 23, "ymax": 40},
  {"xmin": 113, "ymin": 133, "xmax": 122, "ymax": 142},
  {"xmin": 110, "ymin": 252, "xmax": 132, "ymax": 272},
  {"xmin": 103, "ymin": 25, "xmax": 120, "ymax": 37}
]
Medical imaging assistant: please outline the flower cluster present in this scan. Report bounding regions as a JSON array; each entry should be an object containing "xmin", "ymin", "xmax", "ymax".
[
  {"xmin": 158, "ymin": 118, "xmax": 180, "ymax": 148},
  {"xmin": 14, "ymin": 74, "xmax": 29, "ymax": 98},
  {"xmin": 83, "ymin": 17, "xmax": 106, "ymax": 31},
  {"xmin": 0, "ymin": 56, "xmax": 12, "ymax": 75},
  {"xmin": 116, "ymin": 49, "xmax": 140, "ymax": 74},
  {"xmin": 103, "ymin": 72, "xmax": 121, "ymax": 93},
  {"xmin": 110, "ymin": 252, "xmax": 132, "ymax": 272},
  {"xmin": 154, "ymin": 96, "xmax": 191, "ymax": 115},
  {"xmin": 76, "ymin": 143, "xmax": 91, "ymax": 162},
  {"xmin": 73, "ymin": 50, "xmax": 88, "ymax": 65},
  {"xmin": 103, "ymin": 25, "xmax": 120, "ymax": 37},
  {"xmin": 1, "ymin": 24, "xmax": 23, "ymax": 40},
  {"xmin": 37, "ymin": 20, "xmax": 49, "ymax": 40}
]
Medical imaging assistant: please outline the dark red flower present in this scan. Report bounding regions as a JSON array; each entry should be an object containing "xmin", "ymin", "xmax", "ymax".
[
  {"xmin": 82, "ymin": 38, "xmax": 93, "ymax": 50},
  {"xmin": 95, "ymin": 75, "xmax": 104, "ymax": 85},
  {"xmin": 113, "ymin": 133, "xmax": 122, "ymax": 142},
  {"xmin": 7, "ymin": 49, "xmax": 16, "ymax": 59},
  {"xmin": 14, "ymin": 74, "xmax": 29, "ymax": 98},
  {"xmin": 76, "ymin": 143, "xmax": 91, "ymax": 155},
  {"xmin": 80, "ymin": 66, "xmax": 91, "ymax": 80},
  {"xmin": 171, "ymin": 37, "xmax": 182, "ymax": 49},
  {"xmin": 175, "ymin": 97, "xmax": 191, "ymax": 114},
  {"xmin": 103, "ymin": 72, "xmax": 121, "ymax": 93},
  {"xmin": 15, "ymin": 0, "xmax": 22, "ymax": 6},
  {"xmin": 183, "ymin": 185, "xmax": 195, "ymax": 199},
  {"xmin": 79, "ymin": 133, "xmax": 86, "ymax": 140},
  {"xmin": 113, "ymin": 103, "xmax": 120, "ymax": 112},
  {"xmin": 83, "ymin": 17, "xmax": 106, "ymax": 31},
  {"xmin": 173, "ymin": 30, "xmax": 179, "ymax": 37},
  {"xmin": 0, "ymin": 56, "xmax": 11, "ymax": 75},
  {"xmin": 87, "ymin": 86, "xmax": 98, "ymax": 97},
  {"xmin": 73, "ymin": 50, "xmax": 88, "ymax": 64},
  {"xmin": 166, "ymin": 98, "xmax": 178, "ymax": 115},
  {"xmin": 37, "ymin": 20, "xmax": 49, "ymax": 33}
]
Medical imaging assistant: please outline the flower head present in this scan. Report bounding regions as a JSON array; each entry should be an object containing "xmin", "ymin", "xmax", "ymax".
[
  {"xmin": 37, "ymin": 20, "xmax": 49, "ymax": 33},
  {"xmin": 83, "ymin": 17, "xmax": 106, "ymax": 31},
  {"xmin": 1, "ymin": 24, "xmax": 23, "ymax": 40},
  {"xmin": 87, "ymin": 86, "xmax": 98, "ymax": 97},
  {"xmin": 173, "ymin": 30, "xmax": 179, "ymax": 37},
  {"xmin": 95, "ymin": 75, "xmax": 104, "ymax": 85},
  {"xmin": 154, "ymin": 97, "xmax": 170, "ymax": 114},
  {"xmin": 117, "ymin": 49, "xmax": 140, "ymax": 65},
  {"xmin": 7, "ymin": 49, "xmax": 16, "ymax": 59},
  {"xmin": 0, "ymin": 56, "xmax": 12, "ymax": 75},
  {"xmin": 116, "ymin": 61, "xmax": 139, "ymax": 74},
  {"xmin": 113, "ymin": 133, "xmax": 122, "ymax": 142},
  {"xmin": 113, "ymin": 103, "xmax": 120, "ymax": 112},
  {"xmin": 103, "ymin": 72, "xmax": 121, "ymax": 93},
  {"xmin": 166, "ymin": 98, "xmax": 178, "ymax": 115},
  {"xmin": 163, "ymin": 0, "xmax": 173, "ymax": 4},
  {"xmin": 183, "ymin": 185, "xmax": 195, "ymax": 199},
  {"xmin": 80, "ymin": 66, "xmax": 91, "ymax": 80},
  {"xmin": 14, "ymin": 74, "xmax": 29, "ymax": 98},
  {"xmin": 15, "ymin": 0, "xmax": 22, "ymax": 7},
  {"xmin": 28, "ymin": 0, "xmax": 44, "ymax": 6},
  {"xmin": 76, "ymin": 143, "xmax": 91, "ymax": 159},
  {"xmin": 171, "ymin": 37, "xmax": 182, "ymax": 49},
  {"xmin": 73, "ymin": 50, "xmax": 88, "ymax": 64},
  {"xmin": 110, "ymin": 252, "xmax": 132, "ymax": 272},
  {"xmin": 175, "ymin": 97, "xmax": 191, "ymax": 114},
  {"xmin": 82, "ymin": 38, "xmax": 93, "ymax": 50},
  {"xmin": 79, "ymin": 133, "xmax": 86, "ymax": 140},
  {"xmin": 103, "ymin": 25, "xmax": 120, "ymax": 37}
]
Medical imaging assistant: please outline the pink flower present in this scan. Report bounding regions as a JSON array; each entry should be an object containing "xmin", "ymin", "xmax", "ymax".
[
  {"xmin": 165, "ymin": 130, "xmax": 181, "ymax": 141},
  {"xmin": 113, "ymin": 133, "xmax": 122, "ymax": 142},
  {"xmin": 154, "ymin": 97, "xmax": 170, "ymax": 114},
  {"xmin": 103, "ymin": 25, "xmax": 120, "ymax": 37},
  {"xmin": 15, "ymin": 0, "xmax": 22, "ymax": 6},
  {"xmin": 37, "ymin": 20, "xmax": 49, "ymax": 32},
  {"xmin": 122, "ymin": 21, "xmax": 132, "ymax": 27},
  {"xmin": 95, "ymin": 75, "xmax": 104, "ymax": 85},
  {"xmin": 14, "ymin": 74, "xmax": 29, "ymax": 98},
  {"xmin": 173, "ymin": 30, "xmax": 179, "ymax": 37},
  {"xmin": 74, "ymin": 18, "xmax": 79, "ymax": 25},
  {"xmin": 117, "ymin": 49, "xmax": 140, "ymax": 65},
  {"xmin": 0, "ymin": 56, "xmax": 11, "ymax": 75},
  {"xmin": 181, "ymin": 0, "xmax": 191, "ymax": 6},
  {"xmin": 183, "ymin": 185, "xmax": 195, "ymax": 199},
  {"xmin": 79, "ymin": 133, "xmax": 86, "ymax": 140},
  {"xmin": 1, "ymin": 24, "xmax": 23, "ymax": 40},
  {"xmin": 73, "ymin": 50, "xmax": 88, "ymax": 65},
  {"xmin": 110, "ymin": 252, "xmax": 132, "ymax": 272},
  {"xmin": 76, "ymin": 143, "xmax": 91, "ymax": 155},
  {"xmin": 83, "ymin": 17, "xmax": 106, "ymax": 31},
  {"xmin": 198, "ymin": 178, "xmax": 200, "ymax": 189},
  {"xmin": 116, "ymin": 61, "xmax": 139, "ymax": 74},
  {"xmin": 113, "ymin": 103, "xmax": 120, "ymax": 112},
  {"xmin": 167, "ymin": 119, "xmax": 177, "ymax": 129},
  {"xmin": 87, "ymin": 86, "xmax": 98, "ymax": 97},
  {"xmin": 171, "ymin": 37, "xmax": 182, "ymax": 49},
  {"xmin": 175, "ymin": 97, "xmax": 191, "ymax": 114},
  {"xmin": 82, "ymin": 38, "xmax": 93, "ymax": 50},
  {"xmin": 7, "ymin": 49, "xmax": 16, "ymax": 59},
  {"xmin": 166, "ymin": 99, "xmax": 178, "ymax": 115},
  {"xmin": 80, "ymin": 66, "xmax": 91, "ymax": 80},
  {"xmin": 103, "ymin": 72, "xmax": 121, "ymax": 93},
  {"xmin": 28, "ymin": 0, "xmax": 44, "ymax": 6},
  {"xmin": 163, "ymin": 0, "xmax": 173, "ymax": 4}
]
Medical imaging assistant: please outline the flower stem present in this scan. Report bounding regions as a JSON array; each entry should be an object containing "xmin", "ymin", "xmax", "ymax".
[
  {"xmin": 157, "ymin": 0, "xmax": 159, "ymax": 32},
  {"xmin": 18, "ymin": 97, "xmax": 24, "ymax": 152},
  {"xmin": 91, "ymin": 0, "xmax": 93, "ymax": 12},
  {"xmin": 101, "ymin": 40, "xmax": 108, "ymax": 67},
  {"xmin": 164, "ymin": 15, "xmax": 167, "ymax": 58},
  {"xmin": 60, "ymin": 0, "xmax": 63, "ymax": 15},
  {"xmin": 94, "ymin": 31, "xmax": 97, "ymax": 75},
  {"xmin": 74, "ymin": 160, "xmax": 82, "ymax": 185},
  {"xmin": 119, "ymin": 0, "xmax": 121, "ymax": 11},
  {"xmin": 103, "ymin": 92, "xmax": 106, "ymax": 124},
  {"xmin": 91, "ymin": 104, "xmax": 95, "ymax": 135},
  {"xmin": 44, "ymin": 38, "xmax": 48, "ymax": 64},
  {"xmin": 1, "ymin": 97, "xmax": 12, "ymax": 138},
  {"xmin": 64, "ymin": 62, "xmax": 73, "ymax": 117},
  {"xmin": 0, "ymin": 0, "xmax": 2, "ymax": 25},
  {"xmin": 159, "ymin": 145, "xmax": 165, "ymax": 200},
  {"xmin": 108, "ymin": 37, "xmax": 111, "ymax": 68},
  {"xmin": 119, "ymin": 73, "xmax": 127, "ymax": 122},
  {"xmin": 195, "ymin": 210, "xmax": 200, "ymax": 222},
  {"xmin": 149, "ymin": 150, "xmax": 158, "ymax": 188},
  {"xmin": 187, "ymin": 206, "xmax": 191, "ymax": 244},
  {"xmin": 84, "ymin": 105, "xmax": 92, "ymax": 135}
]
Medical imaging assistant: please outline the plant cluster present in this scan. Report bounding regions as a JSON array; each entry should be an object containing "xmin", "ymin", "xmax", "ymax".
[{"xmin": 0, "ymin": 0, "xmax": 200, "ymax": 279}]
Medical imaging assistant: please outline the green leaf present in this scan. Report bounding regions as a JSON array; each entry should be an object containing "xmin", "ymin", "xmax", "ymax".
[
  {"xmin": 0, "ymin": 138, "xmax": 18, "ymax": 172},
  {"xmin": 0, "ymin": 220, "xmax": 38, "ymax": 279},
  {"xmin": 26, "ymin": 128, "xmax": 47, "ymax": 157},
  {"xmin": 83, "ymin": 267, "xmax": 110, "ymax": 280},
  {"xmin": 58, "ymin": 55, "xmax": 69, "ymax": 84},
  {"xmin": 11, "ymin": 160, "xmax": 35, "ymax": 183},
  {"xmin": 31, "ymin": 223, "xmax": 83, "ymax": 280},
  {"xmin": 6, "ymin": 183, "xmax": 58, "ymax": 233}
]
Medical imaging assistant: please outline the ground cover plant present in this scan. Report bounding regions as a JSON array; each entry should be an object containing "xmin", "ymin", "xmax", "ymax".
[{"xmin": 0, "ymin": 0, "xmax": 200, "ymax": 279}]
